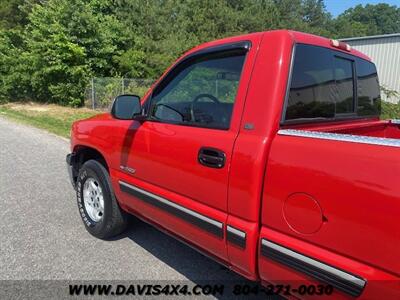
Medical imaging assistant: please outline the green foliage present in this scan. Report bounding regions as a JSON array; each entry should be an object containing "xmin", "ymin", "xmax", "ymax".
[
  {"xmin": 381, "ymin": 101, "xmax": 400, "ymax": 120},
  {"xmin": 88, "ymin": 78, "xmax": 153, "ymax": 109},
  {"xmin": 379, "ymin": 86, "xmax": 400, "ymax": 119},
  {"xmin": 381, "ymin": 85, "xmax": 400, "ymax": 101},
  {"xmin": 1, "ymin": 0, "xmax": 126, "ymax": 106},
  {"xmin": 23, "ymin": 0, "xmax": 127, "ymax": 106},
  {"xmin": 0, "ymin": 29, "xmax": 32, "ymax": 102},
  {"xmin": 336, "ymin": 4, "xmax": 400, "ymax": 37},
  {"xmin": 0, "ymin": 0, "xmax": 28, "ymax": 29},
  {"xmin": 0, "ymin": 0, "xmax": 400, "ymax": 106}
]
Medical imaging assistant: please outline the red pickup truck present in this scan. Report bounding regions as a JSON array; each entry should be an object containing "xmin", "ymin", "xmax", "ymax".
[{"xmin": 67, "ymin": 30, "xmax": 400, "ymax": 299}]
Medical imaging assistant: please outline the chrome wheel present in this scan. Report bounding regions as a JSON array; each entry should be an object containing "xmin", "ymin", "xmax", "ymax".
[{"xmin": 83, "ymin": 178, "xmax": 104, "ymax": 222}]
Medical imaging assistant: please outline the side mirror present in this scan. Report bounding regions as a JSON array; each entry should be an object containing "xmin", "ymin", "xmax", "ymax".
[{"xmin": 111, "ymin": 94, "xmax": 142, "ymax": 120}]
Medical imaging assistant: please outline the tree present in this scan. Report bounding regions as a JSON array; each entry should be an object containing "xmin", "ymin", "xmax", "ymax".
[
  {"xmin": 22, "ymin": 0, "xmax": 127, "ymax": 105},
  {"xmin": 0, "ymin": 29, "xmax": 32, "ymax": 102},
  {"xmin": 1, "ymin": 0, "xmax": 400, "ymax": 106},
  {"xmin": 302, "ymin": 0, "xmax": 332, "ymax": 36},
  {"xmin": 335, "ymin": 4, "xmax": 400, "ymax": 37},
  {"xmin": 0, "ymin": 0, "xmax": 26, "ymax": 29},
  {"xmin": 114, "ymin": 0, "xmax": 281, "ymax": 79},
  {"xmin": 0, "ymin": 0, "xmax": 43, "ymax": 29}
]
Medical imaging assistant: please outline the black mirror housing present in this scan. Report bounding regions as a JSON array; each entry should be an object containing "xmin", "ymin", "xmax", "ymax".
[{"xmin": 111, "ymin": 94, "xmax": 142, "ymax": 120}]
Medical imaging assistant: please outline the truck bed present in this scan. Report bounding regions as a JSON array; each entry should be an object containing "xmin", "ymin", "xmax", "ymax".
[
  {"xmin": 289, "ymin": 119, "xmax": 400, "ymax": 140},
  {"xmin": 267, "ymin": 118, "xmax": 400, "ymax": 281}
]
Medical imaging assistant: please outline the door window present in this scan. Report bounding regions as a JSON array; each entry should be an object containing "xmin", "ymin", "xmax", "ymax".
[{"xmin": 149, "ymin": 51, "xmax": 246, "ymax": 129}]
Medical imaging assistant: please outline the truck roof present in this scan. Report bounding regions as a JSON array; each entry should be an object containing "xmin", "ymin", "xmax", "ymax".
[
  {"xmin": 186, "ymin": 30, "xmax": 371, "ymax": 62},
  {"xmin": 286, "ymin": 30, "xmax": 371, "ymax": 61}
]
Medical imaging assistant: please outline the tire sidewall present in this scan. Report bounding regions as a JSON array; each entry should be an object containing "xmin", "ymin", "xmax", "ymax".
[{"xmin": 76, "ymin": 161, "xmax": 113, "ymax": 236}]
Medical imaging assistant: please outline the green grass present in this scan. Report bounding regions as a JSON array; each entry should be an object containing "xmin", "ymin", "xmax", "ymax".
[{"xmin": 0, "ymin": 103, "xmax": 98, "ymax": 138}]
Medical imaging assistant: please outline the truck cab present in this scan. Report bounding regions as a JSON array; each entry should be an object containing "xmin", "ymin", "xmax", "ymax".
[{"xmin": 67, "ymin": 30, "xmax": 400, "ymax": 299}]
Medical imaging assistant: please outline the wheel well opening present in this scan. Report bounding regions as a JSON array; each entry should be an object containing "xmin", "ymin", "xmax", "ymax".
[{"xmin": 74, "ymin": 146, "xmax": 109, "ymax": 173}]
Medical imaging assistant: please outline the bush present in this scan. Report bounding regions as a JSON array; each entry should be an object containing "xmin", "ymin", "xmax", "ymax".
[
  {"xmin": 0, "ymin": 29, "xmax": 32, "ymax": 102},
  {"xmin": 381, "ymin": 101, "xmax": 400, "ymax": 119},
  {"xmin": 1, "ymin": 0, "xmax": 126, "ymax": 106}
]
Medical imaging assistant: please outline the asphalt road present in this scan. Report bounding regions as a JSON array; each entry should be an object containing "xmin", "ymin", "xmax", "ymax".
[{"xmin": 0, "ymin": 116, "xmax": 278, "ymax": 299}]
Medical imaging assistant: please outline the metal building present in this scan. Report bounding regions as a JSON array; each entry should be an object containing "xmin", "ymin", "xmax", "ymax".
[{"xmin": 340, "ymin": 33, "xmax": 400, "ymax": 103}]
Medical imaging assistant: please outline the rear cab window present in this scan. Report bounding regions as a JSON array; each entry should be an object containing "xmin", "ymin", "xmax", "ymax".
[{"xmin": 283, "ymin": 44, "xmax": 380, "ymax": 124}]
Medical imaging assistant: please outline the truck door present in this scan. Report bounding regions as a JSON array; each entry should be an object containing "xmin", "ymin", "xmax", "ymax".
[{"xmin": 114, "ymin": 36, "xmax": 261, "ymax": 261}]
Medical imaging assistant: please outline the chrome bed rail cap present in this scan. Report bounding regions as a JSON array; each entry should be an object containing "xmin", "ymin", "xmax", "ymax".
[{"xmin": 278, "ymin": 129, "xmax": 400, "ymax": 148}]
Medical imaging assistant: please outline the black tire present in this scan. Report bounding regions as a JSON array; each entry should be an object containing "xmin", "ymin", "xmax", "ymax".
[{"xmin": 76, "ymin": 159, "xmax": 128, "ymax": 239}]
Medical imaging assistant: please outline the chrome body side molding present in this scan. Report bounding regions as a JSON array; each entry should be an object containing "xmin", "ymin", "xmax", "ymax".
[
  {"xmin": 261, "ymin": 239, "xmax": 366, "ymax": 297},
  {"xmin": 119, "ymin": 181, "xmax": 224, "ymax": 238},
  {"xmin": 226, "ymin": 226, "xmax": 246, "ymax": 248}
]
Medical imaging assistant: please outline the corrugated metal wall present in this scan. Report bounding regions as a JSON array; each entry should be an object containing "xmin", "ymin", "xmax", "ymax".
[{"xmin": 343, "ymin": 35, "xmax": 400, "ymax": 103}]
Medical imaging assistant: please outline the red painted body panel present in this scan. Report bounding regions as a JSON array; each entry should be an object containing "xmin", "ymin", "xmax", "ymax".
[
  {"xmin": 70, "ymin": 30, "xmax": 400, "ymax": 299},
  {"xmin": 259, "ymin": 227, "xmax": 400, "ymax": 300},
  {"xmin": 261, "ymin": 131, "xmax": 400, "ymax": 276},
  {"xmin": 113, "ymin": 169, "xmax": 228, "ymax": 260},
  {"xmin": 226, "ymin": 215, "xmax": 259, "ymax": 280},
  {"xmin": 228, "ymin": 31, "xmax": 294, "ymax": 222}
]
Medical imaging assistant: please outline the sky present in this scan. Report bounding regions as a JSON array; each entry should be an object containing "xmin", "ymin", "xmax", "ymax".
[{"xmin": 324, "ymin": 0, "xmax": 400, "ymax": 17}]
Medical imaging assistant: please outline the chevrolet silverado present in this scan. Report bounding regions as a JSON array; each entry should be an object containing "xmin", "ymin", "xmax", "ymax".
[{"xmin": 67, "ymin": 30, "xmax": 400, "ymax": 299}]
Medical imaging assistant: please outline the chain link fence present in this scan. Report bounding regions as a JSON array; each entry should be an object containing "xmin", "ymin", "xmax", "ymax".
[{"xmin": 84, "ymin": 77, "xmax": 154, "ymax": 110}]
